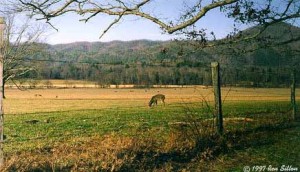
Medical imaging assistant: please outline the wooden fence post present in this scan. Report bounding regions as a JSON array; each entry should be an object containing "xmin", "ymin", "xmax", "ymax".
[
  {"xmin": 211, "ymin": 62, "xmax": 223, "ymax": 134},
  {"xmin": 291, "ymin": 70, "xmax": 297, "ymax": 120},
  {"xmin": 0, "ymin": 17, "xmax": 5, "ymax": 167}
]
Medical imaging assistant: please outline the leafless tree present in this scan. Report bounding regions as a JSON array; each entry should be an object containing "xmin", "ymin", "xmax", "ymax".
[{"xmin": 2, "ymin": 13, "xmax": 47, "ymax": 98}]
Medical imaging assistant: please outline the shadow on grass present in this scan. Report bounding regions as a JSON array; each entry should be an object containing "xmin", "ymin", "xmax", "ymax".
[
  {"xmin": 117, "ymin": 122, "xmax": 297, "ymax": 171},
  {"xmin": 3, "ymin": 121, "xmax": 298, "ymax": 171}
]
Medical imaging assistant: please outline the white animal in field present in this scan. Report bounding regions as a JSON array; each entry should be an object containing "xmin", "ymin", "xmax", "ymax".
[{"xmin": 149, "ymin": 94, "xmax": 165, "ymax": 107}]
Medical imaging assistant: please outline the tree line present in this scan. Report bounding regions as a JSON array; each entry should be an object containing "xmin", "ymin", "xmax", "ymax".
[{"xmin": 21, "ymin": 21, "xmax": 299, "ymax": 88}]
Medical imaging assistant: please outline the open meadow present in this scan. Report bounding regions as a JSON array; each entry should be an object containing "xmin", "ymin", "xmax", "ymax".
[
  {"xmin": 4, "ymin": 87, "xmax": 299, "ymax": 114},
  {"xmin": 2, "ymin": 87, "xmax": 300, "ymax": 171}
]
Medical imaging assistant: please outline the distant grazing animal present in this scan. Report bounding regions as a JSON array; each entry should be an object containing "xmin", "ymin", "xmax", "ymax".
[
  {"xmin": 149, "ymin": 94, "xmax": 165, "ymax": 107},
  {"xmin": 35, "ymin": 94, "xmax": 42, "ymax": 97}
]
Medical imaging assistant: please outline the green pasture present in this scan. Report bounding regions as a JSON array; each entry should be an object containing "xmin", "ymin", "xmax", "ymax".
[
  {"xmin": 3, "ymin": 100, "xmax": 297, "ymax": 154},
  {"xmin": 1, "ymin": 86, "xmax": 299, "ymax": 171}
]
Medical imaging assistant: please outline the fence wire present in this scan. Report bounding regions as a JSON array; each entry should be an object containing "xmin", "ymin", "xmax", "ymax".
[{"xmin": 2, "ymin": 63, "xmax": 298, "ymax": 155}]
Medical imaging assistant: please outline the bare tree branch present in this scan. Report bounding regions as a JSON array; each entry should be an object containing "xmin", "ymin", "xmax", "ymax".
[
  {"xmin": 15, "ymin": 0, "xmax": 238, "ymax": 35},
  {"xmin": 99, "ymin": 13, "xmax": 124, "ymax": 39},
  {"xmin": 2, "ymin": 0, "xmax": 298, "ymax": 44},
  {"xmin": 1, "ymin": 13, "xmax": 47, "ymax": 98}
]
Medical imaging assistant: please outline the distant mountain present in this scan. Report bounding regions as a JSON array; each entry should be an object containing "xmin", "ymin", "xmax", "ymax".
[
  {"xmin": 44, "ymin": 22, "xmax": 300, "ymax": 65},
  {"xmin": 243, "ymin": 22, "xmax": 300, "ymax": 44},
  {"xmin": 46, "ymin": 40, "xmax": 170, "ymax": 64},
  {"xmin": 28, "ymin": 22, "xmax": 300, "ymax": 87},
  {"xmin": 235, "ymin": 22, "xmax": 300, "ymax": 67}
]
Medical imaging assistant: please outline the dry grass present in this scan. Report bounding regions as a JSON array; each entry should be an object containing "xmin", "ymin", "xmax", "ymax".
[
  {"xmin": 1, "ymin": 86, "xmax": 299, "ymax": 171},
  {"xmin": 3, "ymin": 134, "xmax": 136, "ymax": 171},
  {"xmin": 4, "ymin": 87, "xmax": 299, "ymax": 114},
  {"xmin": 3, "ymin": 118, "xmax": 296, "ymax": 172},
  {"xmin": 4, "ymin": 87, "xmax": 201, "ymax": 114},
  {"xmin": 3, "ymin": 129, "xmax": 203, "ymax": 171}
]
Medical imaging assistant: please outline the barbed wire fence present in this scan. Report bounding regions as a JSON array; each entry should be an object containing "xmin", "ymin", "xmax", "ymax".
[
  {"xmin": 214, "ymin": 62, "xmax": 298, "ymax": 134},
  {"xmin": 1, "ymin": 59, "xmax": 297, "ymax": 147}
]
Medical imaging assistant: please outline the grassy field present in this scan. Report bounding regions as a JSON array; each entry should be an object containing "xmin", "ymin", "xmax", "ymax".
[
  {"xmin": 4, "ymin": 87, "xmax": 299, "ymax": 114},
  {"xmin": 2, "ymin": 87, "xmax": 300, "ymax": 171}
]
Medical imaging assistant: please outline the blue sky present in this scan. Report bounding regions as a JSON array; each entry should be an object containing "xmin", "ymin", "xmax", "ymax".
[
  {"xmin": 42, "ymin": 0, "xmax": 238, "ymax": 44},
  {"xmin": 4, "ymin": 0, "xmax": 299, "ymax": 44}
]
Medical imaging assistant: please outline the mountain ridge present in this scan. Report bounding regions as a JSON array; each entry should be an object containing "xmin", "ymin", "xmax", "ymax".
[{"xmin": 26, "ymin": 22, "xmax": 300, "ymax": 86}]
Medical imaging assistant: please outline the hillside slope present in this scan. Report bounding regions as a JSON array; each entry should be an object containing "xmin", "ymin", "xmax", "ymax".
[{"xmin": 27, "ymin": 22, "xmax": 300, "ymax": 86}]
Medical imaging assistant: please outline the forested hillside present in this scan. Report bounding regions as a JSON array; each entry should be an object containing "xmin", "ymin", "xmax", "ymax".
[{"xmin": 25, "ymin": 22, "xmax": 300, "ymax": 87}]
